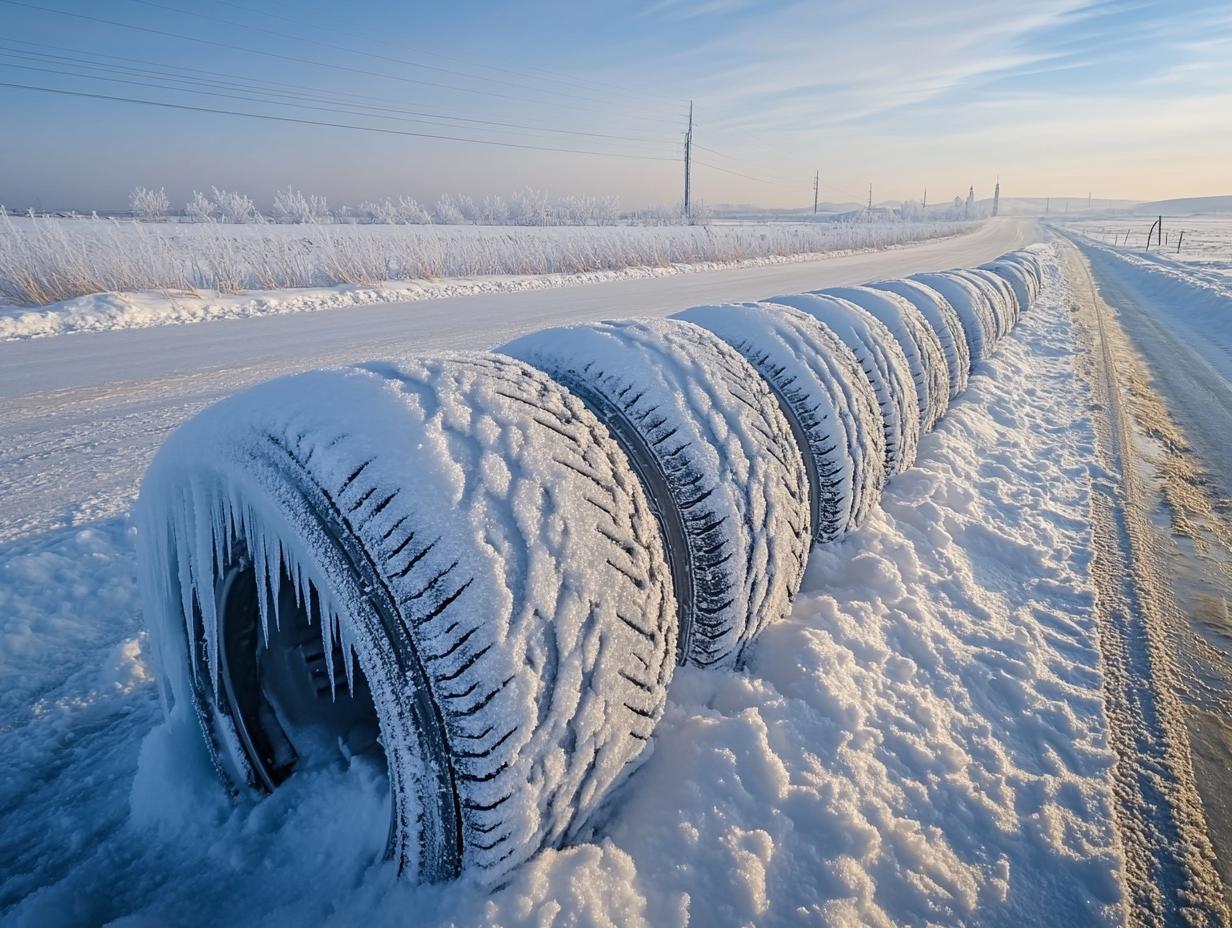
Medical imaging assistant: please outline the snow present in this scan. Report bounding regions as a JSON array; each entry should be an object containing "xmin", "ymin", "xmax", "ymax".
[
  {"xmin": 1064, "ymin": 217, "xmax": 1232, "ymax": 286},
  {"xmin": 0, "ymin": 239, "xmax": 1131, "ymax": 925}
]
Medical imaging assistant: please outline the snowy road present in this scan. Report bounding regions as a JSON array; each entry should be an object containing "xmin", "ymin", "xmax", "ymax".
[
  {"xmin": 1063, "ymin": 231, "xmax": 1232, "ymax": 916},
  {"xmin": 1062, "ymin": 240, "xmax": 1228, "ymax": 924},
  {"xmin": 1069, "ymin": 234, "xmax": 1232, "ymax": 507},
  {"xmin": 0, "ymin": 217, "xmax": 1034, "ymax": 543}
]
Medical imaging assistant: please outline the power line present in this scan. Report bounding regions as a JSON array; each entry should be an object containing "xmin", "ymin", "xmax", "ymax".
[
  {"xmin": 691, "ymin": 143, "xmax": 808, "ymax": 188},
  {"xmin": 0, "ymin": 0, "xmax": 686, "ymax": 124},
  {"xmin": 0, "ymin": 80, "xmax": 684, "ymax": 162},
  {"xmin": 0, "ymin": 49, "xmax": 679, "ymax": 152},
  {"xmin": 119, "ymin": 0, "xmax": 686, "ymax": 120},
  {"xmin": 0, "ymin": 35, "xmax": 673, "ymax": 138},
  {"xmin": 692, "ymin": 159, "xmax": 809, "ymax": 190},
  {"xmin": 209, "ymin": 0, "xmax": 683, "ymax": 109}
]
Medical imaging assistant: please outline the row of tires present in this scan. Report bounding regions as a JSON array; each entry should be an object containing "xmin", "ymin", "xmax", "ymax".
[{"xmin": 136, "ymin": 247, "xmax": 1044, "ymax": 885}]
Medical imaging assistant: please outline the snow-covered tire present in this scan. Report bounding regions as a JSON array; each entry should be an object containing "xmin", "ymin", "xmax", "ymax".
[
  {"xmin": 817, "ymin": 286, "xmax": 949, "ymax": 433},
  {"xmin": 135, "ymin": 354, "xmax": 676, "ymax": 885},
  {"xmin": 961, "ymin": 268, "xmax": 1017, "ymax": 338},
  {"xmin": 763, "ymin": 292, "xmax": 920, "ymax": 476},
  {"xmin": 867, "ymin": 278, "xmax": 970, "ymax": 400},
  {"xmin": 1000, "ymin": 250, "xmax": 1043, "ymax": 303},
  {"xmin": 908, "ymin": 272, "xmax": 997, "ymax": 369},
  {"xmin": 979, "ymin": 257, "xmax": 1032, "ymax": 317},
  {"xmin": 673, "ymin": 302, "xmax": 885, "ymax": 544},
  {"xmin": 501, "ymin": 318, "xmax": 810, "ymax": 667}
]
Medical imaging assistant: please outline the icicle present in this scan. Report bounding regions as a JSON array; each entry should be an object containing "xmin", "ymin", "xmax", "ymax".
[
  {"xmin": 319, "ymin": 587, "xmax": 338, "ymax": 701},
  {"xmin": 188, "ymin": 479, "xmax": 221, "ymax": 690},
  {"xmin": 174, "ymin": 503, "xmax": 200, "ymax": 683},
  {"xmin": 342, "ymin": 609, "xmax": 356, "ymax": 695},
  {"xmin": 251, "ymin": 515, "xmax": 271, "ymax": 648},
  {"xmin": 297, "ymin": 556, "xmax": 312, "ymax": 622},
  {"xmin": 270, "ymin": 536, "xmax": 284, "ymax": 633}
]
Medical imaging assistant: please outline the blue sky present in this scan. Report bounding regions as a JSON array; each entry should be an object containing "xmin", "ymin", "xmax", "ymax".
[{"xmin": 1, "ymin": 0, "xmax": 1229, "ymax": 210}]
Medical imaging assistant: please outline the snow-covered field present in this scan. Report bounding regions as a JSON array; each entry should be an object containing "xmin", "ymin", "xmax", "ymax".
[
  {"xmin": 0, "ymin": 243, "xmax": 1131, "ymax": 925},
  {"xmin": 1063, "ymin": 217, "xmax": 1232, "ymax": 284},
  {"xmin": 0, "ymin": 214, "xmax": 979, "ymax": 338}
]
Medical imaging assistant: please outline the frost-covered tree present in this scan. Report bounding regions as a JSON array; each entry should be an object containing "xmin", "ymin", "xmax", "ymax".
[
  {"xmin": 130, "ymin": 186, "xmax": 169, "ymax": 220},
  {"xmin": 395, "ymin": 196, "xmax": 432, "ymax": 224},
  {"xmin": 434, "ymin": 194, "xmax": 466, "ymax": 225},
  {"xmin": 184, "ymin": 190, "xmax": 215, "ymax": 223},
  {"xmin": 509, "ymin": 187, "xmax": 550, "ymax": 226},
  {"xmin": 454, "ymin": 194, "xmax": 479, "ymax": 223},
  {"xmin": 358, "ymin": 198, "xmax": 397, "ymax": 224},
  {"xmin": 211, "ymin": 187, "xmax": 262, "ymax": 223},
  {"xmin": 476, "ymin": 195, "xmax": 507, "ymax": 225},
  {"xmin": 272, "ymin": 186, "xmax": 329, "ymax": 223}
]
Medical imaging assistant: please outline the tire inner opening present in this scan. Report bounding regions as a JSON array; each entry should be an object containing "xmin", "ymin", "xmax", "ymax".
[{"xmin": 216, "ymin": 554, "xmax": 386, "ymax": 795}]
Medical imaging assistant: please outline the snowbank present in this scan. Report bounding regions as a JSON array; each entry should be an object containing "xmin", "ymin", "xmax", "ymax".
[{"xmin": 0, "ymin": 245, "xmax": 1126, "ymax": 926}]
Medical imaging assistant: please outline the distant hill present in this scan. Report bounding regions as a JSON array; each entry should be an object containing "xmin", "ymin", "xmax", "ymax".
[
  {"xmin": 1135, "ymin": 195, "xmax": 1232, "ymax": 215},
  {"xmin": 982, "ymin": 196, "xmax": 1140, "ymax": 216}
]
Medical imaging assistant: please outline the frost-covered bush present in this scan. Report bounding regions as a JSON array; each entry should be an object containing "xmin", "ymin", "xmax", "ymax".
[
  {"xmin": 211, "ymin": 187, "xmax": 262, "ymax": 224},
  {"xmin": 0, "ymin": 210, "xmax": 981, "ymax": 305},
  {"xmin": 129, "ymin": 186, "xmax": 169, "ymax": 221},
  {"xmin": 184, "ymin": 190, "xmax": 215, "ymax": 223},
  {"xmin": 272, "ymin": 186, "xmax": 329, "ymax": 224}
]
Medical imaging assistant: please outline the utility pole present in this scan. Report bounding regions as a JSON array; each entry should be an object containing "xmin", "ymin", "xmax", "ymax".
[
  {"xmin": 1088, "ymin": 191, "xmax": 1092, "ymax": 210},
  {"xmin": 1045, "ymin": 197, "xmax": 1050, "ymax": 215},
  {"xmin": 992, "ymin": 178, "xmax": 1000, "ymax": 217},
  {"xmin": 922, "ymin": 187, "xmax": 927, "ymax": 210},
  {"xmin": 868, "ymin": 184, "xmax": 872, "ymax": 210},
  {"xmin": 813, "ymin": 170, "xmax": 819, "ymax": 214},
  {"xmin": 683, "ymin": 100, "xmax": 693, "ymax": 222}
]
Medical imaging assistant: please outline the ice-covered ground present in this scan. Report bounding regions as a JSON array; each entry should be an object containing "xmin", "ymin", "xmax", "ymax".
[{"xmin": 0, "ymin": 245, "xmax": 1129, "ymax": 926}]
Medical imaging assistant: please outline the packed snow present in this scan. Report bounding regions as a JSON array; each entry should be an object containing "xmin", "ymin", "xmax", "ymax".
[{"xmin": 0, "ymin": 242, "xmax": 1129, "ymax": 926}]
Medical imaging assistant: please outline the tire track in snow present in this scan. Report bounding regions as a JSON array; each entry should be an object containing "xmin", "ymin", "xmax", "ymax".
[{"xmin": 1064, "ymin": 239, "xmax": 1229, "ymax": 927}]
